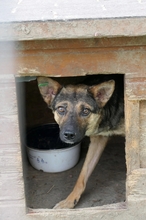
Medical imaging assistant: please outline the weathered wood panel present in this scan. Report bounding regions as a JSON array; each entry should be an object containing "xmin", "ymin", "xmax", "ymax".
[
  {"xmin": 12, "ymin": 37, "xmax": 146, "ymax": 51},
  {"xmin": 1, "ymin": 18, "xmax": 146, "ymax": 41},
  {"xmin": 1, "ymin": 202, "xmax": 146, "ymax": 220},
  {"xmin": 0, "ymin": 82, "xmax": 18, "ymax": 115},
  {"xmin": 0, "ymin": 74, "xmax": 15, "ymax": 83},
  {"xmin": 0, "ymin": 173, "xmax": 24, "ymax": 201},
  {"xmin": 11, "ymin": 46, "xmax": 146, "ymax": 77},
  {"xmin": 0, "ymin": 202, "xmax": 27, "ymax": 220},
  {"xmin": 127, "ymin": 169, "xmax": 146, "ymax": 199},
  {"xmin": 125, "ymin": 77, "xmax": 146, "ymax": 100},
  {"xmin": 0, "ymin": 144, "xmax": 22, "ymax": 173},
  {"xmin": 139, "ymin": 101, "xmax": 146, "ymax": 168},
  {"xmin": 0, "ymin": 115, "xmax": 20, "ymax": 144},
  {"xmin": 125, "ymin": 75, "xmax": 146, "ymax": 169},
  {"xmin": 0, "ymin": 41, "xmax": 16, "ymax": 77},
  {"xmin": 1, "ymin": 39, "xmax": 146, "ymax": 77},
  {"xmin": 125, "ymin": 99, "xmax": 140, "ymax": 175}
]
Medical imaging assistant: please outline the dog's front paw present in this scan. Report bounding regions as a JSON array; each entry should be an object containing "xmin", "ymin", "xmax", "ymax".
[{"xmin": 53, "ymin": 198, "xmax": 78, "ymax": 209}]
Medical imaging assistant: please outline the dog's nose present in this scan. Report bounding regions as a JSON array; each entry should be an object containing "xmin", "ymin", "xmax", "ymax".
[{"xmin": 64, "ymin": 131, "xmax": 76, "ymax": 140}]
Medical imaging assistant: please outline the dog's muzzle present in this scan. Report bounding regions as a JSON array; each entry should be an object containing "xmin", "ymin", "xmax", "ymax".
[
  {"xmin": 64, "ymin": 130, "xmax": 76, "ymax": 141},
  {"xmin": 60, "ymin": 126, "xmax": 85, "ymax": 144}
]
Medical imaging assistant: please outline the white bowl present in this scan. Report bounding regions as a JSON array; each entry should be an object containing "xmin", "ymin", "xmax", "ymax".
[
  {"xmin": 27, "ymin": 143, "xmax": 80, "ymax": 173},
  {"xmin": 26, "ymin": 124, "xmax": 81, "ymax": 173}
]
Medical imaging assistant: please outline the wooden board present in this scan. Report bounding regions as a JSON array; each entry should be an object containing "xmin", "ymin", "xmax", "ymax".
[
  {"xmin": 2, "ymin": 42, "xmax": 146, "ymax": 77},
  {"xmin": 1, "ymin": 18, "xmax": 146, "ymax": 41},
  {"xmin": 140, "ymin": 101, "xmax": 146, "ymax": 168},
  {"xmin": 127, "ymin": 169, "xmax": 146, "ymax": 199},
  {"xmin": 125, "ymin": 77, "xmax": 146, "ymax": 100},
  {"xmin": 0, "ymin": 144, "xmax": 22, "ymax": 173},
  {"xmin": 0, "ymin": 0, "xmax": 146, "ymax": 40},
  {"xmin": 125, "ymin": 99, "xmax": 140, "ymax": 175},
  {"xmin": 1, "ymin": 37, "xmax": 146, "ymax": 77},
  {"xmin": 0, "ymin": 173, "xmax": 24, "ymax": 201},
  {"xmin": 0, "ymin": 82, "xmax": 18, "ymax": 115},
  {"xmin": 0, "ymin": 115, "xmax": 20, "ymax": 144}
]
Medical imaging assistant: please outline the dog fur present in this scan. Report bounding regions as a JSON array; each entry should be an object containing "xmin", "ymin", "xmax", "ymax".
[{"xmin": 37, "ymin": 74, "xmax": 124, "ymax": 209}]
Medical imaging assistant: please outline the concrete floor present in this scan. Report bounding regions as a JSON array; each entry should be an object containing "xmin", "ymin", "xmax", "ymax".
[{"xmin": 18, "ymin": 80, "xmax": 126, "ymax": 209}]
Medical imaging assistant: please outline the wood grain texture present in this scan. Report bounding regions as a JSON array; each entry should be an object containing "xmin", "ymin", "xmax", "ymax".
[
  {"xmin": 0, "ymin": 82, "xmax": 18, "ymax": 115},
  {"xmin": 0, "ymin": 74, "xmax": 15, "ymax": 83},
  {"xmin": 125, "ymin": 77, "xmax": 146, "ymax": 100},
  {"xmin": 125, "ymin": 99, "xmax": 140, "ymax": 175},
  {"xmin": 127, "ymin": 169, "xmax": 146, "ymax": 199},
  {"xmin": 11, "ymin": 37, "xmax": 146, "ymax": 51},
  {"xmin": 0, "ymin": 173, "xmax": 24, "ymax": 201},
  {"xmin": 1, "ymin": 18, "xmax": 146, "ymax": 41},
  {"xmin": 11, "ymin": 46, "xmax": 146, "ymax": 77},
  {"xmin": 139, "ymin": 101, "xmax": 146, "ymax": 168},
  {"xmin": 0, "ymin": 144, "xmax": 22, "ymax": 173},
  {"xmin": 1, "ymin": 38, "xmax": 146, "ymax": 77},
  {"xmin": 0, "ymin": 115, "xmax": 20, "ymax": 144},
  {"xmin": 0, "ymin": 204, "xmax": 27, "ymax": 220},
  {"xmin": 125, "ymin": 75, "xmax": 146, "ymax": 169}
]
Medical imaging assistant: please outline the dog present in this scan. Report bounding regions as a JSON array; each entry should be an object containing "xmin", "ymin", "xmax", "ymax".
[{"xmin": 37, "ymin": 74, "xmax": 125, "ymax": 209}]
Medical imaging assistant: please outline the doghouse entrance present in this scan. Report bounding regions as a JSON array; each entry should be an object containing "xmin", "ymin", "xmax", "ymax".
[{"xmin": 16, "ymin": 75, "xmax": 126, "ymax": 209}]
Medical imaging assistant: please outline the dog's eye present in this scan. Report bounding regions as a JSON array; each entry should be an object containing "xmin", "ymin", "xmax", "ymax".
[
  {"xmin": 57, "ymin": 106, "xmax": 66, "ymax": 115},
  {"xmin": 82, "ymin": 108, "xmax": 91, "ymax": 116}
]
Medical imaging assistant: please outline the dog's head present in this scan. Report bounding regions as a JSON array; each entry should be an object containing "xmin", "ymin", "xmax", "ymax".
[{"xmin": 37, "ymin": 77, "xmax": 115, "ymax": 144}]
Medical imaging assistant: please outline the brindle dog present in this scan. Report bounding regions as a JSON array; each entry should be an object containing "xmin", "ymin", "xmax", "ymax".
[{"xmin": 37, "ymin": 74, "xmax": 124, "ymax": 209}]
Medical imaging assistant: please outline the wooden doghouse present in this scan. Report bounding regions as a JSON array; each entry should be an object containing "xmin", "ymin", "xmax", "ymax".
[{"xmin": 1, "ymin": 1, "xmax": 146, "ymax": 219}]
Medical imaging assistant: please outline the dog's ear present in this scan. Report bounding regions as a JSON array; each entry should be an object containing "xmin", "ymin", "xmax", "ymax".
[
  {"xmin": 37, "ymin": 77, "xmax": 62, "ymax": 107},
  {"xmin": 88, "ymin": 80, "xmax": 115, "ymax": 107}
]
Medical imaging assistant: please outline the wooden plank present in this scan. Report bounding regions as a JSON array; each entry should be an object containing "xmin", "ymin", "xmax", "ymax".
[
  {"xmin": 0, "ymin": 82, "xmax": 18, "ymax": 115},
  {"xmin": 0, "ymin": 173, "xmax": 25, "ymax": 201},
  {"xmin": 1, "ymin": 18, "xmax": 146, "ymax": 41},
  {"xmin": 26, "ymin": 201, "xmax": 146, "ymax": 220},
  {"xmin": 127, "ymin": 169, "xmax": 146, "ymax": 199},
  {"xmin": 125, "ymin": 98, "xmax": 140, "ymax": 175},
  {"xmin": 125, "ymin": 76, "xmax": 146, "ymax": 169},
  {"xmin": 7, "ymin": 37, "xmax": 146, "ymax": 51},
  {"xmin": 0, "ymin": 42, "xmax": 16, "ymax": 76},
  {"xmin": 0, "ymin": 41, "xmax": 16, "ymax": 79},
  {"xmin": 0, "ymin": 144, "xmax": 23, "ymax": 173},
  {"xmin": 1, "ymin": 202, "xmax": 146, "ymax": 220},
  {"xmin": 0, "ymin": 115, "xmax": 20, "ymax": 144},
  {"xmin": 125, "ymin": 77, "xmax": 146, "ymax": 100},
  {"xmin": 1, "ymin": 201, "xmax": 146, "ymax": 220},
  {"xmin": 139, "ymin": 101, "xmax": 146, "ymax": 168},
  {"xmin": 0, "ymin": 74, "xmax": 15, "ymax": 83},
  {"xmin": 0, "ymin": 202, "xmax": 27, "ymax": 220},
  {"xmin": 0, "ymin": 199, "xmax": 25, "ymax": 207},
  {"xmin": 8, "ymin": 46, "xmax": 146, "ymax": 77},
  {"xmin": 1, "ymin": 39, "xmax": 146, "ymax": 78}
]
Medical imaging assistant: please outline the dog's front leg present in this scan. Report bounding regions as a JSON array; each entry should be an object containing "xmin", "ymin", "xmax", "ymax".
[{"xmin": 54, "ymin": 135, "xmax": 108, "ymax": 209}]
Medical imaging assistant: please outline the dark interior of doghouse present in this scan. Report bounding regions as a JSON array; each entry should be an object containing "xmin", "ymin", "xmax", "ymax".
[{"xmin": 16, "ymin": 75, "xmax": 126, "ymax": 209}]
